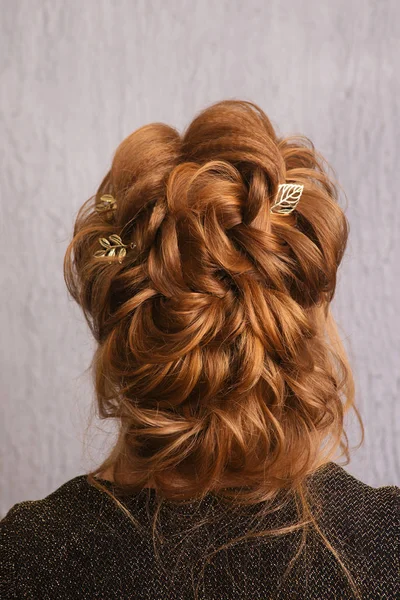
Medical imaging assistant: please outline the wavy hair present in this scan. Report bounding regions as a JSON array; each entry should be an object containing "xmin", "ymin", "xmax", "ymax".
[{"xmin": 64, "ymin": 99, "xmax": 364, "ymax": 599}]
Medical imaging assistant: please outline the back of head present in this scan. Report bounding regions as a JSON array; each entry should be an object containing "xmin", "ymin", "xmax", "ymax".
[{"xmin": 64, "ymin": 98, "xmax": 360, "ymax": 504}]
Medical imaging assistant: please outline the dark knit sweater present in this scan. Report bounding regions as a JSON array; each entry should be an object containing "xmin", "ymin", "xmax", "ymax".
[{"xmin": 0, "ymin": 462, "xmax": 399, "ymax": 599}]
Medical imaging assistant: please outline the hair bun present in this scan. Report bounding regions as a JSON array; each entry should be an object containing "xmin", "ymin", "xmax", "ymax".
[{"xmin": 64, "ymin": 100, "xmax": 360, "ymax": 506}]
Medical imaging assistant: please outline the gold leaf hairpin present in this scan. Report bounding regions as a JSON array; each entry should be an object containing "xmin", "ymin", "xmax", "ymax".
[
  {"xmin": 94, "ymin": 234, "xmax": 136, "ymax": 264},
  {"xmin": 270, "ymin": 183, "xmax": 303, "ymax": 216},
  {"xmin": 95, "ymin": 194, "xmax": 117, "ymax": 221}
]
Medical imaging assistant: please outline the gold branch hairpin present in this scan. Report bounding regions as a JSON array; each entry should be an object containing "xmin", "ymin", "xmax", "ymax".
[
  {"xmin": 95, "ymin": 194, "xmax": 117, "ymax": 221},
  {"xmin": 270, "ymin": 183, "xmax": 303, "ymax": 216},
  {"xmin": 94, "ymin": 234, "xmax": 136, "ymax": 264}
]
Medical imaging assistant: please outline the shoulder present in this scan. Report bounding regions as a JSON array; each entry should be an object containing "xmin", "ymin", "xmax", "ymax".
[
  {"xmin": 308, "ymin": 461, "xmax": 399, "ymax": 557},
  {"xmin": 0, "ymin": 477, "xmax": 107, "ymax": 560},
  {"xmin": 1, "ymin": 475, "xmax": 101, "ymax": 533},
  {"xmin": 0, "ymin": 475, "xmax": 93, "ymax": 546},
  {"xmin": 309, "ymin": 461, "xmax": 400, "ymax": 514},
  {"xmin": 0, "ymin": 475, "xmax": 123, "ymax": 597},
  {"xmin": 0, "ymin": 474, "xmax": 122, "ymax": 542}
]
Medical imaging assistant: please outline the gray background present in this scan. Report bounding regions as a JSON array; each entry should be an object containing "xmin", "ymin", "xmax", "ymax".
[{"xmin": 1, "ymin": 0, "xmax": 399, "ymax": 516}]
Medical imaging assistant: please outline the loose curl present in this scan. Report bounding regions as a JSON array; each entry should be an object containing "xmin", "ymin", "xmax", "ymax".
[{"xmin": 64, "ymin": 99, "xmax": 364, "ymax": 599}]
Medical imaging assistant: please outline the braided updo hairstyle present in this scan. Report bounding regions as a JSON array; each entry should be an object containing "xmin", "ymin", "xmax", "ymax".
[{"xmin": 64, "ymin": 99, "xmax": 363, "ymax": 598}]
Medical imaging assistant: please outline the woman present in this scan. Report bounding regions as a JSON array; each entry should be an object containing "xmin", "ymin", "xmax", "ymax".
[{"xmin": 1, "ymin": 99, "xmax": 399, "ymax": 599}]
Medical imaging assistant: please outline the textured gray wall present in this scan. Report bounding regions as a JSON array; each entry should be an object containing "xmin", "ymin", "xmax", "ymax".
[{"xmin": 1, "ymin": 0, "xmax": 399, "ymax": 516}]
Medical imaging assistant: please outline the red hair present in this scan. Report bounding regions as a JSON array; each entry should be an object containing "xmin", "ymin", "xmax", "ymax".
[{"xmin": 64, "ymin": 99, "xmax": 363, "ymax": 598}]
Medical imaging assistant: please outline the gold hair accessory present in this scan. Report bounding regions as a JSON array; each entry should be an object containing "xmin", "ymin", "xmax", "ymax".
[
  {"xmin": 95, "ymin": 194, "xmax": 117, "ymax": 221},
  {"xmin": 94, "ymin": 234, "xmax": 136, "ymax": 264},
  {"xmin": 270, "ymin": 183, "xmax": 303, "ymax": 216}
]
